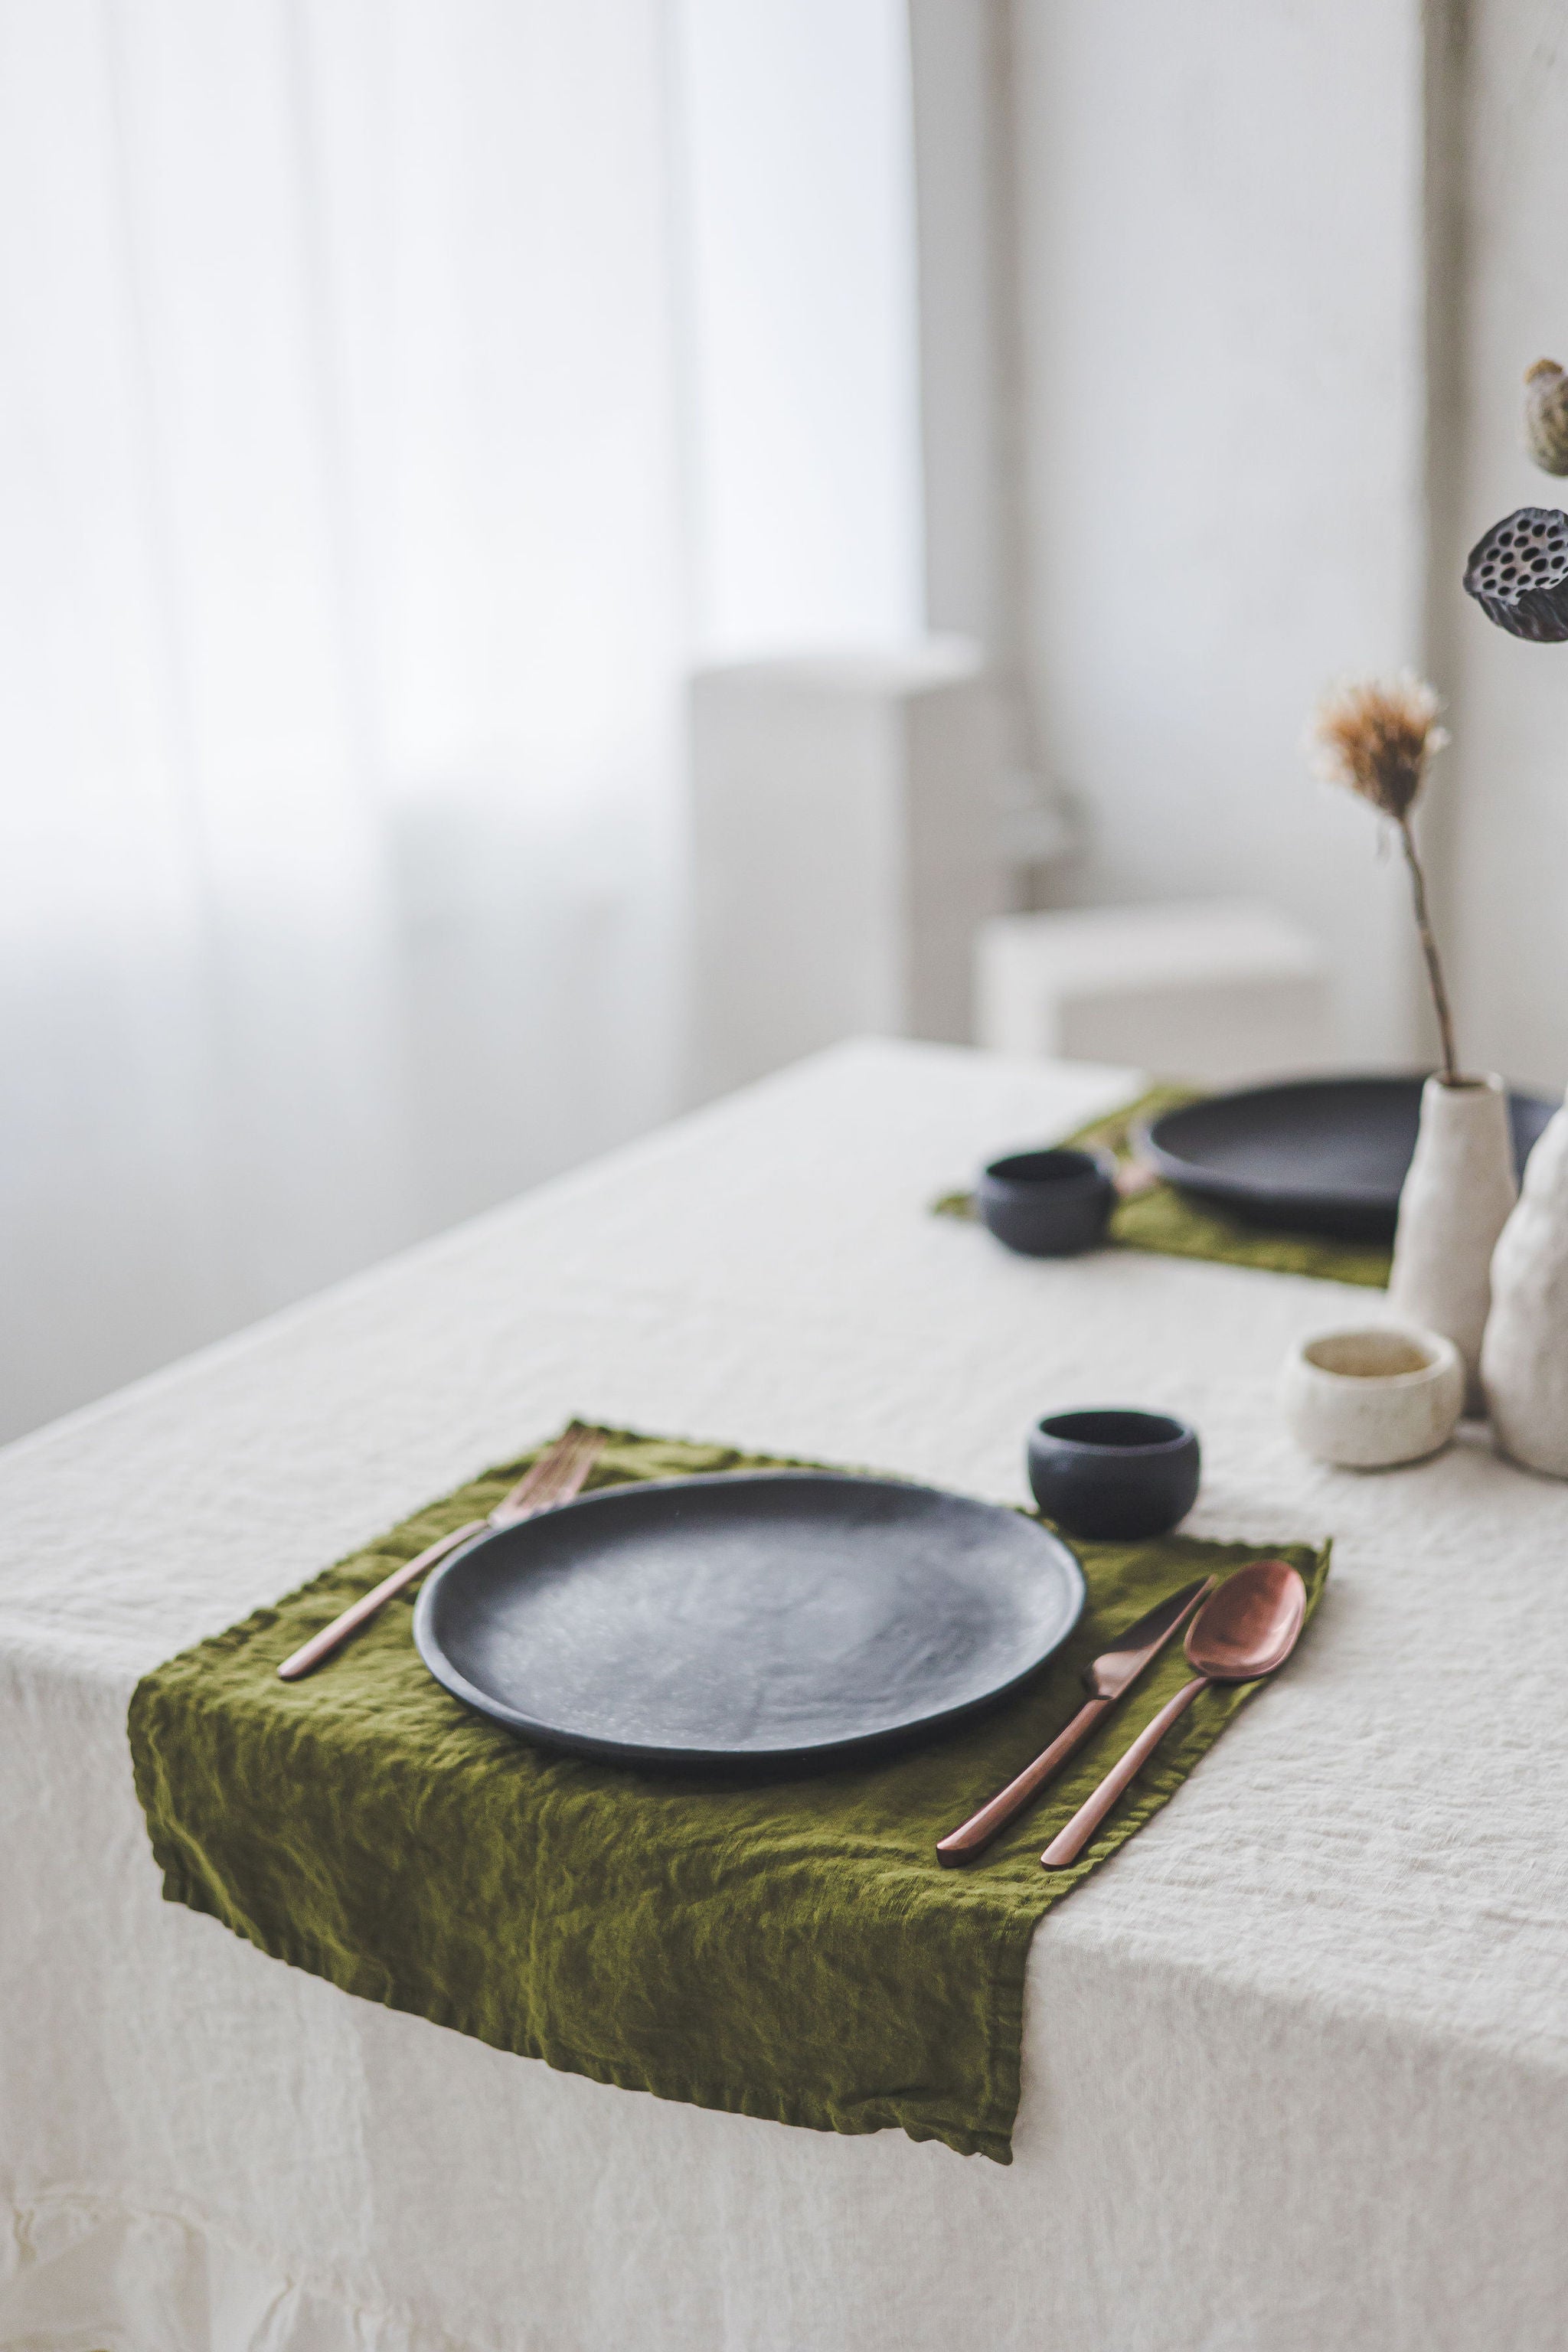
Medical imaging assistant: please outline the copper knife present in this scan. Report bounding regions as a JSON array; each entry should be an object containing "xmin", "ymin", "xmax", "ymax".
[{"xmin": 935, "ymin": 1574, "xmax": 1217, "ymax": 1865}]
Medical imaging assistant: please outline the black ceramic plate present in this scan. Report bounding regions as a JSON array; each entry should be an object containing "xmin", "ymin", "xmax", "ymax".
[
  {"xmin": 1141, "ymin": 1075, "xmax": 1555, "ymax": 1243},
  {"xmin": 413, "ymin": 1471, "xmax": 1084, "ymax": 1769}
]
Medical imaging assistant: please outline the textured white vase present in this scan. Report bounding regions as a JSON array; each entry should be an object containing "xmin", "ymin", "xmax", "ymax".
[
  {"xmin": 1387, "ymin": 1074, "xmax": 1517, "ymax": 1414},
  {"xmin": 1481, "ymin": 1093, "xmax": 1568, "ymax": 1476}
]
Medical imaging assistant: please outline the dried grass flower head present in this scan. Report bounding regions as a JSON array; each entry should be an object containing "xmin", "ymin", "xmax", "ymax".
[
  {"xmin": 1308, "ymin": 673, "xmax": 1449, "ymax": 824},
  {"xmin": 1305, "ymin": 669, "xmax": 1459, "ymax": 1082}
]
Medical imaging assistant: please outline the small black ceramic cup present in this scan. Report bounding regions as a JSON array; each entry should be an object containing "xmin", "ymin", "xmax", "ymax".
[
  {"xmin": 1027, "ymin": 1408, "xmax": 1200, "ymax": 1541},
  {"xmin": 975, "ymin": 1147, "xmax": 1117, "ymax": 1257}
]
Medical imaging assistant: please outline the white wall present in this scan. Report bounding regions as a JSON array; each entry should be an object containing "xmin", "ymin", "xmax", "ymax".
[
  {"xmin": 671, "ymin": 0, "xmax": 924, "ymax": 657},
  {"xmin": 1442, "ymin": 1, "xmax": 1568, "ymax": 1093},
  {"xmin": 1010, "ymin": 0, "xmax": 1430, "ymax": 1065},
  {"xmin": 906, "ymin": 0, "xmax": 1006, "ymax": 652}
]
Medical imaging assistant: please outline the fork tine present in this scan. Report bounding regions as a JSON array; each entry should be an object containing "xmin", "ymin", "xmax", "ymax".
[
  {"xmin": 498, "ymin": 1423, "xmax": 604, "ymax": 1520},
  {"xmin": 508, "ymin": 1433, "xmax": 603, "ymax": 1520},
  {"xmin": 545, "ymin": 1424, "xmax": 603, "ymax": 1490},
  {"xmin": 498, "ymin": 1423, "xmax": 590, "ymax": 1508}
]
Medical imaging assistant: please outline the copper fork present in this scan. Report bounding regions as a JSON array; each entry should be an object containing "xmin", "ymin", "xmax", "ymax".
[{"xmin": 276, "ymin": 1421, "xmax": 606, "ymax": 1681}]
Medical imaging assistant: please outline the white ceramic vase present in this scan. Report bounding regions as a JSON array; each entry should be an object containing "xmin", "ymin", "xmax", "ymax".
[
  {"xmin": 1481, "ymin": 1093, "xmax": 1568, "ymax": 1476},
  {"xmin": 1387, "ymin": 1074, "xmax": 1517, "ymax": 1415}
]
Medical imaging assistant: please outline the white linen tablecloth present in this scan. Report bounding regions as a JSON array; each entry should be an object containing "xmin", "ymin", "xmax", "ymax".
[{"xmin": 3, "ymin": 1040, "xmax": 1566, "ymax": 2352}]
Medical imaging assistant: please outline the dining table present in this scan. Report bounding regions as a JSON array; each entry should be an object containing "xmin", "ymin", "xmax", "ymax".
[{"xmin": 2, "ymin": 1035, "xmax": 1566, "ymax": 2352}]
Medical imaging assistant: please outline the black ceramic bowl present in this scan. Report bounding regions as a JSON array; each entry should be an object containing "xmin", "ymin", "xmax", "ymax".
[
  {"xmin": 976, "ymin": 1147, "xmax": 1117, "ymax": 1257},
  {"xmin": 1027, "ymin": 1408, "xmax": 1200, "ymax": 1541}
]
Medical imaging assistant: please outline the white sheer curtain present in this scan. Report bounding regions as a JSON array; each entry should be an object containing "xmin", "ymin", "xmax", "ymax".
[{"xmin": 0, "ymin": 0, "xmax": 690, "ymax": 1436}]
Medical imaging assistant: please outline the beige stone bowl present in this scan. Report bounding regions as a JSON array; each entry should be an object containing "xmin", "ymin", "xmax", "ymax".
[{"xmin": 1280, "ymin": 1324, "xmax": 1465, "ymax": 1469}]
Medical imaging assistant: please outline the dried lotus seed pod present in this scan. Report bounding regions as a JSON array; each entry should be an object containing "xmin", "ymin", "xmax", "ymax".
[
  {"xmin": 1463, "ymin": 506, "xmax": 1568, "ymax": 642},
  {"xmin": 1524, "ymin": 358, "xmax": 1568, "ymax": 476}
]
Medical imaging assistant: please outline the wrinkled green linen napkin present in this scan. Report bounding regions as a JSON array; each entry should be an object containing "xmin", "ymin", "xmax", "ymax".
[
  {"xmin": 129, "ymin": 1427, "xmax": 1329, "ymax": 2164},
  {"xmin": 935, "ymin": 1086, "xmax": 1393, "ymax": 1289}
]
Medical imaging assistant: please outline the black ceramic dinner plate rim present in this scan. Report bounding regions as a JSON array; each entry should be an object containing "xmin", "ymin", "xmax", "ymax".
[
  {"xmin": 1140, "ymin": 1074, "xmax": 1423, "ymax": 1213},
  {"xmin": 1137, "ymin": 1072, "xmax": 1553, "ymax": 1220},
  {"xmin": 411, "ymin": 1468, "xmax": 1086, "ymax": 1769}
]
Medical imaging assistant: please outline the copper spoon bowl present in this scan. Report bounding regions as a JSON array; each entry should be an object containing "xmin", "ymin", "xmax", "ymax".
[{"xmin": 1040, "ymin": 1557, "xmax": 1307, "ymax": 1870}]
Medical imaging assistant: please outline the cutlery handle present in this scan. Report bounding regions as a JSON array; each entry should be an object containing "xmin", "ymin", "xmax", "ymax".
[
  {"xmin": 276, "ymin": 1520, "xmax": 486, "ymax": 1681},
  {"xmin": 936, "ymin": 1697, "xmax": 1112, "ymax": 1864},
  {"xmin": 1041, "ymin": 1674, "xmax": 1208, "ymax": 1869}
]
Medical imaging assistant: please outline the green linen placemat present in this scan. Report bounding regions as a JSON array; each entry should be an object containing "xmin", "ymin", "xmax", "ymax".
[
  {"xmin": 935, "ymin": 1086, "xmax": 1393, "ymax": 1288},
  {"xmin": 129, "ymin": 1426, "xmax": 1330, "ymax": 2164}
]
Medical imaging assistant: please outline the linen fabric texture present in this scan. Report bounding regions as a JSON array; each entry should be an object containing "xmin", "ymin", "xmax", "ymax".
[
  {"xmin": 936, "ymin": 1087, "xmax": 1394, "ymax": 1288},
  {"xmin": 129, "ymin": 1428, "xmax": 1328, "ymax": 2164}
]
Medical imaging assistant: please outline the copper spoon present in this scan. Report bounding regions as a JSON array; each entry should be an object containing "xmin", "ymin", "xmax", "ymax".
[{"xmin": 1040, "ymin": 1557, "xmax": 1307, "ymax": 1870}]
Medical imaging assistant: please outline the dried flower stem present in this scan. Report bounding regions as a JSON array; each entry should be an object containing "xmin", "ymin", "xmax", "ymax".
[
  {"xmin": 1308, "ymin": 673, "xmax": 1459, "ymax": 1083},
  {"xmin": 1396, "ymin": 817, "xmax": 1459, "ymax": 1084}
]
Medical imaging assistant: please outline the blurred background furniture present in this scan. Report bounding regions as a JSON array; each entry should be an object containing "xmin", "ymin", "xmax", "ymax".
[
  {"xmin": 688, "ymin": 640, "xmax": 1044, "ymax": 1100},
  {"xmin": 975, "ymin": 900, "xmax": 1333, "ymax": 1084}
]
